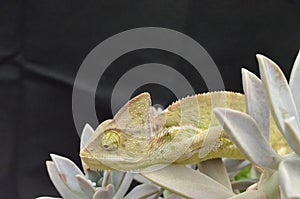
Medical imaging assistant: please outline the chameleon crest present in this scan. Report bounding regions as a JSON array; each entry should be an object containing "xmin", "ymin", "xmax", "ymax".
[{"xmin": 80, "ymin": 92, "xmax": 289, "ymax": 171}]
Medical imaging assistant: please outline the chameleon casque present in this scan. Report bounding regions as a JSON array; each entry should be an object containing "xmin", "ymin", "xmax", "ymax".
[{"xmin": 80, "ymin": 92, "xmax": 290, "ymax": 171}]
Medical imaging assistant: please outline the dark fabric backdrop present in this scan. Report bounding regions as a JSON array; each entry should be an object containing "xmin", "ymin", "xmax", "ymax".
[{"xmin": 0, "ymin": 1, "xmax": 299, "ymax": 198}]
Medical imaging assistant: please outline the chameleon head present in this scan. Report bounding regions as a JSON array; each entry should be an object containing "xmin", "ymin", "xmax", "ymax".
[
  {"xmin": 80, "ymin": 93, "xmax": 154, "ymax": 171},
  {"xmin": 80, "ymin": 126, "xmax": 150, "ymax": 171},
  {"xmin": 80, "ymin": 92, "xmax": 190, "ymax": 171}
]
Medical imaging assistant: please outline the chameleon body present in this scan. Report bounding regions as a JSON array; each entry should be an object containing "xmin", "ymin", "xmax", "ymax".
[{"xmin": 80, "ymin": 92, "xmax": 290, "ymax": 171}]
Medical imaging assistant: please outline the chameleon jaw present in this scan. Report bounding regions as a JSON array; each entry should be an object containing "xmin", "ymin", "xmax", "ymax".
[{"xmin": 80, "ymin": 147, "xmax": 141, "ymax": 171}]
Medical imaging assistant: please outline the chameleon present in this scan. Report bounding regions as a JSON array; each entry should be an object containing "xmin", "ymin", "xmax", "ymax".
[{"xmin": 80, "ymin": 91, "xmax": 290, "ymax": 171}]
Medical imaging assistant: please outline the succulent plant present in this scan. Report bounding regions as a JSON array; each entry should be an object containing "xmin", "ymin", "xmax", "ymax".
[
  {"xmin": 36, "ymin": 124, "xmax": 163, "ymax": 199},
  {"xmin": 37, "ymin": 51, "xmax": 300, "ymax": 199},
  {"xmin": 214, "ymin": 51, "xmax": 300, "ymax": 199}
]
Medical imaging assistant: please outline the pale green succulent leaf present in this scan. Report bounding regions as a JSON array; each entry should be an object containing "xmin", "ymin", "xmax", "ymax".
[
  {"xmin": 50, "ymin": 154, "xmax": 85, "ymax": 195},
  {"xmin": 257, "ymin": 54, "xmax": 299, "ymax": 134},
  {"xmin": 231, "ymin": 179, "xmax": 258, "ymax": 190},
  {"xmin": 257, "ymin": 169, "xmax": 274, "ymax": 190},
  {"xmin": 279, "ymin": 158, "xmax": 300, "ymax": 199},
  {"xmin": 141, "ymin": 164, "xmax": 234, "ymax": 198},
  {"xmin": 224, "ymin": 159, "xmax": 250, "ymax": 179},
  {"xmin": 242, "ymin": 68, "xmax": 269, "ymax": 140},
  {"xmin": 110, "ymin": 171, "xmax": 126, "ymax": 191},
  {"xmin": 289, "ymin": 50, "xmax": 300, "ymax": 116},
  {"xmin": 165, "ymin": 194, "xmax": 186, "ymax": 199},
  {"xmin": 102, "ymin": 171, "xmax": 128, "ymax": 193},
  {"xmin": 96, "ymin": 177, "xmax": 103, "ymax": 187},
  {"xmin": 230, "ymin": 190, "xmax": 266, "ymax": 199},
  {"xmin": 76, "ymin": 175, "xmax": 96, "ymax": 199},
  {"xmin": 80, "ymin": 124, "xmax": 94, "ymax": 168},
  {"xmin": 102, "ymin": 171, "xmax": 112, "ymax": 188},
  {"xmin": 163, "ymin": 189, "xmax": 173, "ymax": 198},
  {"xmin": 80, "ymin": 123, "xmax": 94, "ymax": 150},
  {"xmin": 85, "ymin": 169, "xmax": 102, "ymax": 184},
  {"xmin": 93, "ymin": 184, "xmax": 115, "ymax": 199},
  {"xmin": 258, "ymin": 171, "xmax": 280, "ymax": 199},
  {"xmin": 124, "ymin": 183, "xmax": 160, "ymax": 199},
  {"xmin": 284, "ymin": 117, "xmax": 300, "ymax": 156},
  {"xmin": 134, "ymin": 174, "xmax": 152, "ymax": 184},
  {"xmin": 112, "ymin": 173, "xmax": 135, "ymax": 198},
  {"xmin": 214, "ymin": 108, "xmax": 281, "ymax": 169},
  {"xmin": 198, "ymin": 158, "xmax": 232, "ymax": 191},
  {"xmin": 46, "ymin": 161, "xmax": 82, "ymax": 199}
]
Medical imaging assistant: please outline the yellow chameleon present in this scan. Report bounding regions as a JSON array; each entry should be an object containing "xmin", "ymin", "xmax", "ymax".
[{"xmin": 80, "ymin": 92, "xmax": 290, "ymax": 171}]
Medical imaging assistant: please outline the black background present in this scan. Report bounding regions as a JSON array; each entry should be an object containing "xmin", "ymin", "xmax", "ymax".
[{"xmin": 0, "ymin": 1, "xmax": 299, "ymax": 198}]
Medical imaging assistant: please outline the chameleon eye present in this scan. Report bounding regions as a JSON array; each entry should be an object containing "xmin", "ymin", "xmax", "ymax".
[{"xmin": 101, "ymin": 130, "xmax": 120, "ymax": 151}]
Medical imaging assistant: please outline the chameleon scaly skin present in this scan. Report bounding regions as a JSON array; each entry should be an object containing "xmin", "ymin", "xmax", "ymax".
[{"xmin": 80, "ymin": 92, "xmax": 290, "ymax": 171}]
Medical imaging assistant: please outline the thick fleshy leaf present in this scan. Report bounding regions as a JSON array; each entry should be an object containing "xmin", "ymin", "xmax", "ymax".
[
  {"xmin": 163, "ymin": 190, "xmax": 173, "ymax": 198},
  {"xmin": 257, "ymin": 55, "xmax": 299, "ymax": 134},
  {"xmin": 76, "ymin": 175, "xmax": 96, "ymax": 198},
  {"xmin": 257, "ymin": 169, "xmax": 274, "ymax": 189},
  {"xmin": 246, "ymin": 183, "xmax": 258, "ymax": 191},
  {"xmin": 242, "ymin": 68, "xmax": 269, "ymax": 140},
  {"xmin": 289, "ymin": 50, "xmax": 300, "ymax": 116},
  {"xmin": 224, "ymin": 159, "xmax": 250, "ymax": 179},
  {"xmin": 111, "ymin": 171, "xmax": 126, "ymax": 191},
  {"xmin": 80, "ymin": 123, "xmax": 94, "ymax": 150},
  {"xmin": 257, "ymin": 169, "xmax": 281, "ymax": 199},
  {"xmin": 102, "ymin": 171, "xmax": 127, "ymax": 191},
  {"xmin": 134, "ymin": 174, "xmax": 152, "ymax": 184},
  {"xmin": 96, "ymin": 177, "xmax": 103, "ymax": 187},
  {"xmin": 231, "ymin": 179, "xmax": 258, "ymax": 191},
  {"xmin": 113, "ymin": 173, "xmax": 135, "ymax": 198},
  {"xmin": 284, "ymin": 117, "xmax": 300, "ymax": 156},
  {"xmin": 214, "ymin": 108, "xmax": 281, "ymax": 169},
  {"xmin": 80, "ymin": 124, "xmax": 95, "ymax": 169},
  {"xmin": 124, "ymin": 183, "xmax": 160, "ymax": 199},
  {"xmin": 165, "ymin": 194, "xmax": 186, "ymax": 199},
  {"xmin": 199, "ymin": 158, "xmax": 232, "ymax": 191},
  {"xmin": 93, "ymin": 184, "xmax": 115, "ymax": 199},
  {"xmin": 102, "ymin": 171, "xmax": 112, "ymax": 187},
  {"xmin": 279, "ymin": 158, "xmax": 300, "ymax": 199},
  {"xmin": 46, "ymin": 161, "xmax": 81, "ymax": 199},
  {"xmin": 85, "ymin": 169, "xmax": 102, "ymax": 183},
  {"xmin": 230, "ymin": 190, "xmax": 266, "ymax": 199},
  {"xmin": 50, "ymin": 154, "xmax": 84, "ymax": 194},
  {"xmin": 36, "ymin": 197, "xmax": 62, "ymax": 199},
  {"xmin": 141, "ymin": 165, "xmax": 234, "ymax": 198},
  {"xmin": 258, "ymin": 171, "xmax": 280, "ymax": 199}
]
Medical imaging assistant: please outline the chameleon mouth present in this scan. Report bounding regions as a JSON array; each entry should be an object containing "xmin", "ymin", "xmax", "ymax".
[
  {"xmin": 80, "ymin": 148, "xmax": 137, "ymax": 161},
  {"xmin": 80, "ymin": 147, "xmax": 140, "ymax": 170}
]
